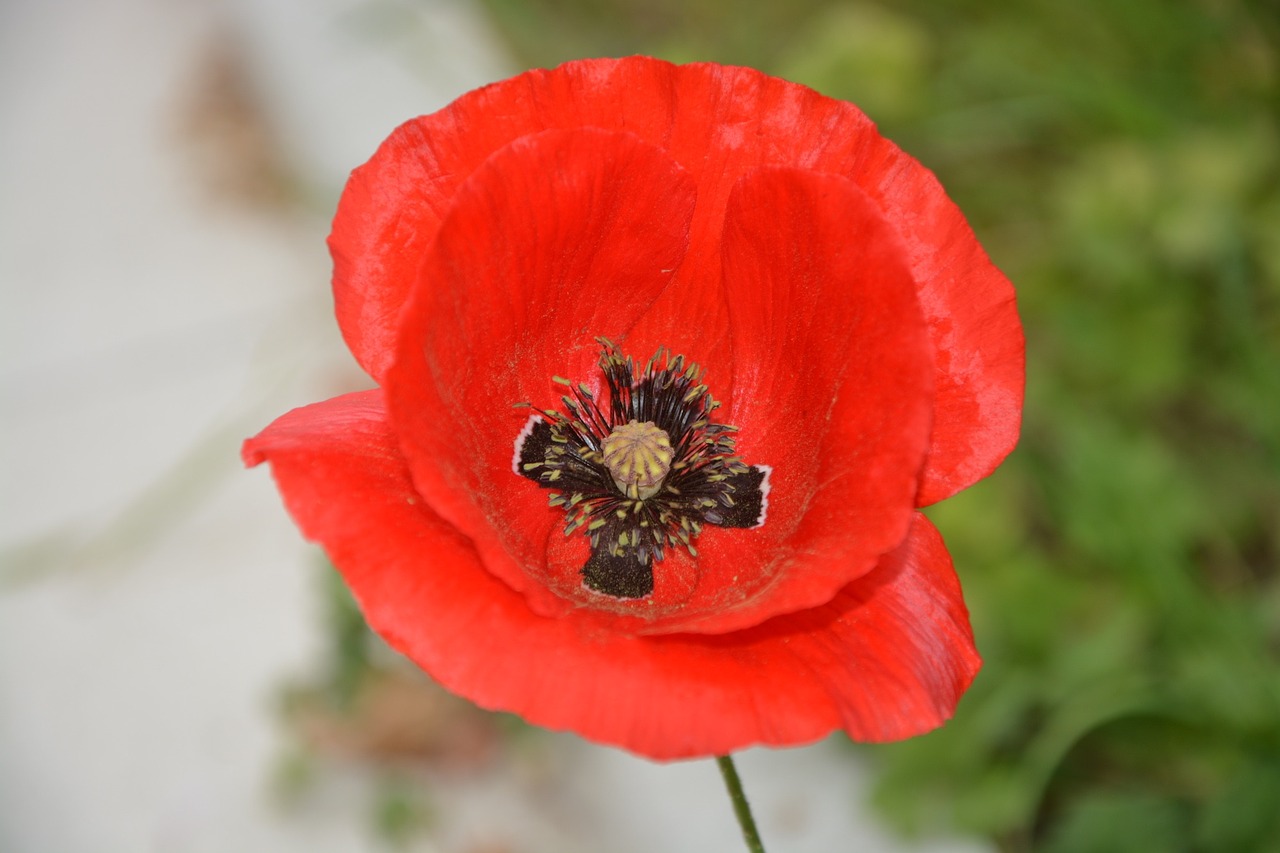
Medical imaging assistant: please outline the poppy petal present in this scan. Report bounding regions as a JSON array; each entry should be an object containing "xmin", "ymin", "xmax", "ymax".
[
  {"xmin": 858, "ymin": 137, "xmax": 1024, "ymax": 505},
  {"xmin": 617, "ymin": 167, "xmax": 934, "ymax": 635},
  {"xmin": 384, "ymin": 127, "xmax": 696, "ymax": 611},
  {"xmin": 244, "ymin": 399, "xmax": 978, "ymax": 758},
  {"xmin": 240, "ymin": 389, "xmax": 473, "ymax": 591}
]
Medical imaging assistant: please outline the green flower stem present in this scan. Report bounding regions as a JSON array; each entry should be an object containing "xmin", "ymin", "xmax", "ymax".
[{"xmin": 716, "ymin": 754, "xmax": 767, "ymax": 853}]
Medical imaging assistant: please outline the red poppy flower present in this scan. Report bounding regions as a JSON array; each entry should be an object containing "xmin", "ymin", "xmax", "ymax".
[{"xmin": 244, "ymin": 57, "xmax": 1023, "ymax": 760}]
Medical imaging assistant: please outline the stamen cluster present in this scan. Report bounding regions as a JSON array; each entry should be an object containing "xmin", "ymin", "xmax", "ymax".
[{"xmin": 520, "ymin": 339, "xmax": 749, "ymax": 567}]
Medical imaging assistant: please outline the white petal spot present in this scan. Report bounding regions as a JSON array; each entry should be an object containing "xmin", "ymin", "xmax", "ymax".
[{"xmin": 511, "ymin": 414, "xmax": 542, "ymax": 475}]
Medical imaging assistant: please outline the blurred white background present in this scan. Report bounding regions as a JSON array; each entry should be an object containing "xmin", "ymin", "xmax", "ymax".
[{"xmin": 0, "ymin": 1, "xmax": 990, "ymax": 851}]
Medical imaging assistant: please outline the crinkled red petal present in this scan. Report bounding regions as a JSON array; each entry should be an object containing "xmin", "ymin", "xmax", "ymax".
[
  {"xmin": 243, "ymin": 394, "xmax": 980, "ymax": 760},
  {"xmin": 625, "ymin": 168, "xmax": 934, "ymax": 634},
  {"xmin": 330, "ymin": 56, "xmax": 1021, "ymax": 505},
  {"xmin": 384, "ymin": 128, "xmax": 696, "ymax": 611},
  {"xmin": 856, "ymin": 136, "xmax": 1025, "ymax": 505}
]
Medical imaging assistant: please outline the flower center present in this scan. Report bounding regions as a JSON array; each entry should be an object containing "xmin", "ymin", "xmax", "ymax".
[
  {"xmin": 601, "ymin": 420, "xmax": 673, "ymax": 499},
  {"xmin": 514, "ymin": 339, "xmax": 771, "ymax": 600}
]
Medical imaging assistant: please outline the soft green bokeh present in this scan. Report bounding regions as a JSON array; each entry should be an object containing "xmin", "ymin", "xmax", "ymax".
[{"xmin": 475, "ymin": 1, "xmax": 1280, "ymax": 849}]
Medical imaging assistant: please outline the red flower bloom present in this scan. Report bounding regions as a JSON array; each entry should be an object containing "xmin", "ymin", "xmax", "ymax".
[{"xmin": 244, "ymin": 57, "xmax": 1023, "ymax": 760}]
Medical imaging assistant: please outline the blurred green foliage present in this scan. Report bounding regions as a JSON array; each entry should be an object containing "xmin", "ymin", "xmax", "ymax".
[{"xmin": 476, "ymin": 0, "xmax": 1280, "ymax": 849}]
